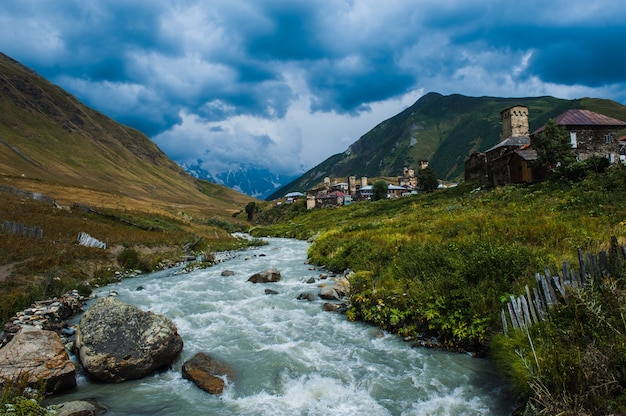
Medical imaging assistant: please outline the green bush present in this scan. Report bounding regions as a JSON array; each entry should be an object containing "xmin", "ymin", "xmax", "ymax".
[{"xmin": 117, "ymin": 247, "xmax": 141, "ymax": 270}]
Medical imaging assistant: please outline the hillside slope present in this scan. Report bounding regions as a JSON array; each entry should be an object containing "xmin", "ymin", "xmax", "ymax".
[
  {"xmin": 268, "ymin": 92, "xmax": 626, "ymax": 199},
  {"xmin": 0, "ymin": 52, "xmax": 254, "ymax": 214}
]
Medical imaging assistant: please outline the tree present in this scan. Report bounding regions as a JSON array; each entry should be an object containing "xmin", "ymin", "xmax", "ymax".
[
  {"xmin": 372, "ymin": 180, "xmax": 388, "ymax": 201},
  {"xmin": 532, "ymin": 119, "xmax": 574, "ymax": 179},
  {"xmin": 417, "ymin": 167, "xmax": 439, "ymax": 192},
  {"xmin": 245, "ymin": 201, "xmax": 256, "ymax": 221}
]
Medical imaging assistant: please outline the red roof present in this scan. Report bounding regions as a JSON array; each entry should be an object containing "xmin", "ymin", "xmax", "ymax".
[
  {"xmin": 532, "ymin": 109, "xmax": 626, "ymax": 135},
  {"xmin": 555, "ymin": 109, "xmax": 626, "ymax": 127}
]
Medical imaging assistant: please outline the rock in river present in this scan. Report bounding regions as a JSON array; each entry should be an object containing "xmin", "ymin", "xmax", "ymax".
[
  {"xmin": 0, "ymin": 326, "xmax": 76, "ymax": 393},
  {"xmin": 182, "ymin": 352, "xmax": 235, "ymax": 395},
  {"xmin": 247, "ymin": 269, "xmax": 281, "ymax": 283},
  {"xmin": 75, "ymin": 297, "xmax": 183, "ymax": 383}
]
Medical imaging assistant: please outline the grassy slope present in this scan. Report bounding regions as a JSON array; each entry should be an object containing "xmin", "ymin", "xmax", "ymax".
[{"xmin": 0, "ymin": 52, "xmax": 254, "ymax": 214}]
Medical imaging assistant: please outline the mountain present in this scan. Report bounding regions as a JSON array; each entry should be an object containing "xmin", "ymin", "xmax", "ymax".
[
  {"xmin": 0, "ymin": 52, "xmax": 254, "ymax": 215},
  {"xmin": 268, "ymin": 92, "xmax": 626, "ymax": 200},
  {"xmin": 182, "ymin": 162, "xmax": 300, "ymax": 200}
]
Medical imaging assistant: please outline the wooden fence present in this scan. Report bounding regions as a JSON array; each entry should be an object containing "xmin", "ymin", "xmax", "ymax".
[
  {"xmin": 77, "ymin": 231, "xmax": 107, "ymax": 249},
  {"xmin": 0, "ymin": 185, "xmax": 59, "ymax": 207},
  {"xmin": 502, "ymin": 237, "xmax": 626, "ymax": 335},
  {"xmin": 1, "ymin": 221, "xmax": 44, "ymax": 239}
]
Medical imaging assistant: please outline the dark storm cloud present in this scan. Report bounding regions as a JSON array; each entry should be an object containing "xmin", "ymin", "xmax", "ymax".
[{"xmin": 0, "ymin": 0, "xmax": 625, "ymax": 176}]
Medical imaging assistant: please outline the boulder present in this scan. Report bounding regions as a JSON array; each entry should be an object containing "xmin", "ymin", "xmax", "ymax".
[
  {"xmin": 323, "ymin": 302, "xmax": 341, "ymax": 312},
  {"xmin": 319, "ymin": 277, "xmax": 350, "ymax": 300},
  {"xmin": 55, "ymin": 399, "xmax": 107, "ymax": 416},
  {"xmin": 264, "ymin": 289, "xmax": 279, "ymax": 295},
  {"xmin": 75, "ymin": 297, "xmax": 183, "ymax": 383},
  {"xmin": 248, "ymin": 269, "xmax": 281, "ymax": 283},
  {"xmin": 221, "ymin": 270, "xmax": 235, "ymax": 277},
  {"xmin": 318, "ymin": 286, "xmax": 340, "ymax": 300},
  {"xmin": 182, "ymin": 352, "xmax": 235, "ymax": 395},
  {"xmin": 297, "ymin": 292, "xmax": 316, "ymax": 302},
  {"xmin": 0, "ymin": 326, "xmax": 76, "ymax": 393}
]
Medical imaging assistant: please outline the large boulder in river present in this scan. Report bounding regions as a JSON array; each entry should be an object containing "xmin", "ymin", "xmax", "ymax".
[
  {"xmin": 75, "ymin": 297, "xmax": 183, "ymax": 383},
  {"xmin": 182, "ymin": 352, "xmax": 235, "ymax": 395},
  {"xmin": 0, "ymin": 326, "xmax": 76, "ymax": 393},
  {"xmin": 248, "ymin": 269, "xmax": 281, "ymax": 283}
]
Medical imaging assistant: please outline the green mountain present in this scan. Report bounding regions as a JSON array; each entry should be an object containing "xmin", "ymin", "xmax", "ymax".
[
  {"xmin": 0, "ymin": 52, "xmax": 254, "ymax": 214},
  {"xmin": 268, "ymin": 92, "xmax": 626, "ymax": 199}
]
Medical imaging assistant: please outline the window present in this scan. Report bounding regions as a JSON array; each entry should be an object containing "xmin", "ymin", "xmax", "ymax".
[
  {"xmin": 605, "ymin": 133, "xmax": 612, "ymax": 144},
  {"xmin": 570, "ymin": 132, "xmax": 577, "ymax": 148}
]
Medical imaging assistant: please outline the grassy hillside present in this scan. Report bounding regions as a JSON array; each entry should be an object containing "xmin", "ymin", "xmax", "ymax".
[
  {"xmin": 0, "ymin": 52, "xmax": 254, "ymax": 213},
  {"xmin": 0, "ymin": 53, "xmax": 260, "ymax": 323},
  {"xmin": 269, "ymin": 93, "xmax": 626, "ymax": 199}
]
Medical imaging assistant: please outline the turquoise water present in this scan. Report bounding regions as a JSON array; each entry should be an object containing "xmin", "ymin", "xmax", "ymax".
[{"xmin": 51, "ymin": 237, "xmax": 516, "ymax": 415}]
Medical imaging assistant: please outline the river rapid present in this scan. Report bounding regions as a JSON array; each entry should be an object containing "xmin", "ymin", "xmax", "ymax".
[{"xmin": 52, "ymin": 237, "xmax": 516, "ymax": 415}]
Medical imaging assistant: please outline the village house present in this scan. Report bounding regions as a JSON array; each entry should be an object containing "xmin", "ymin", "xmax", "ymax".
[
  {"xmin": 465, "ymin": 105, "xmax": 626, "ymax": 186},
  {"xmin": 531, "ymin": 109, "xmax": 626, "ymax": 164}
]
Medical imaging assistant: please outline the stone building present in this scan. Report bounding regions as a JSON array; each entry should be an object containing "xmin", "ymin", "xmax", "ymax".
[
  {"xmin": 465, "ymin": 105, "xmax": 535, "ymax": 185},
  {"xmin": 531, "ymin": 109, "xmax": 626, "ymax": 164}
]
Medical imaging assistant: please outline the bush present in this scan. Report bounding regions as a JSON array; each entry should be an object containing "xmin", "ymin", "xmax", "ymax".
[{"xmin": 117, "ymin": 247, "xmax": 141, "ymax": 270}]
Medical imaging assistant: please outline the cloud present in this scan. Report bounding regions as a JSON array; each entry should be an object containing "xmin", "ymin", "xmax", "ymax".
[{"xmin": 1, "ymin": 0, "xmax": 625, "ymax": 179}]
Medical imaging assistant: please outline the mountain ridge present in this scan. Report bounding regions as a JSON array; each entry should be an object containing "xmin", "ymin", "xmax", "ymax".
[{"xmin": 0, "ymin": 52, "xmax": 254, "ymax": 214}]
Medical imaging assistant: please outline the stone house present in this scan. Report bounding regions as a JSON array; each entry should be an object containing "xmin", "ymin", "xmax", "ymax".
[
  {"xmin": 531, "ymin": 109, "xmax": 626, "ymax": 164},
  {"xmin": 465, "ymin": 105, "xmax": 626, "ymax": 186},
  {"xmin": 480, "ymin": 105, "xmax": 537, "ymax": 186}
]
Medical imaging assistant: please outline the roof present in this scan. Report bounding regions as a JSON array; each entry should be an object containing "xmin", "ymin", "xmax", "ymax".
[
  {"xmin": 321, "ymin": 191, "xmax": 345, "ymax": 198},
  {"xmin": 533, "ymin": 109, "xmax": 626, "ymax": 134},
  {"xmin": 513, "ymin": 149, "xmax": 538, "ymax": 161},
  {"xmin": 486, "ymin": 136, "xmax": 530, "ymax": 153},
  {"xmin": 284, "ymin": 192, "xmax": 304, "ymax": 197}
]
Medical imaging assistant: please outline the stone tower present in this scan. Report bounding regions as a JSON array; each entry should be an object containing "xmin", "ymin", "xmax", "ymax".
[{"xmin": 500, "ymin": 105, "xmax": 529, "ymax": 140}]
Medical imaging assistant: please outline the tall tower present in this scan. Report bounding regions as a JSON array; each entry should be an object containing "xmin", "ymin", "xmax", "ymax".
[{"xmin": 500, "ymin": 105, "xmax": 529, "ymax": 140}]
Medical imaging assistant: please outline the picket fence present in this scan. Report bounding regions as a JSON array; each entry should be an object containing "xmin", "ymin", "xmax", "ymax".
[{"xmin": 501, "ymin": 237, "xmax": 626, "ymax": 335}]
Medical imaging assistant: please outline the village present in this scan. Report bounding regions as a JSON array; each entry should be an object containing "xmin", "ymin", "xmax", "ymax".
[
  {"xmin": 283, "ymin": 104, "xmax": 626, "ymax": 210},
  {"xmin": 282, "ymin": 161, "xmax": 458, "ymax": 210}
]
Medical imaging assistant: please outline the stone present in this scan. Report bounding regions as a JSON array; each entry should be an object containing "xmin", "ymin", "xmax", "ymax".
[
  {"xmin": 264, "ymin": 289, "xmax": 279, "ymax": 295},
  {"xmin": 319, "ymin": 277, "xmax": 350, "ymax": 300},
  {"xmin": 55, "ymin": 399, "xmax": 106, "ymax": 416},
  {"xmin": 247, "ymin": 269, "xmax": 281, "ymax": 283},
  {"xmin": 221, "ymin": 270, "xmax": 235, "ymax": 277},
  {"xmin": 182, "ymin": 352, "xmax": 235, "ymax": 395},
  {"xmin": 0, "ymin": 326, "xmax": 76, "ymax": 393},
  {"xmin": 75, "ymin": 297, "xmax": 183, "ymax": 383},
  {"xmin": 322, "ymin": 303, "xmax": 341, "ymax": 312},
  {"xmin": 318, "ymin": 286, "xmax": 340, "ymax": 300},
  {"xmin": 297, "ymin": 292, "xmax": 316, "ymax": 302}
]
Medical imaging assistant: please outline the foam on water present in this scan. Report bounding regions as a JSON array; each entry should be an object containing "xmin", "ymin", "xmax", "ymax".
[{"xmin": 51, "ymin": 237, "xmax": 516, "ymax": 415}]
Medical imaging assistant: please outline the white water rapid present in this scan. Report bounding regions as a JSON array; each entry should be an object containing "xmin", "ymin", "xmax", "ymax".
[{"xmin": 52, "ymin": 237, "xmax": 516, "ymax": 415}]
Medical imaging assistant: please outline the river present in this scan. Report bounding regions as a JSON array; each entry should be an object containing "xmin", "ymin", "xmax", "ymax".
[{"xmin": 51, "ymin": 237, "xmax": 516, "ymax": 415}]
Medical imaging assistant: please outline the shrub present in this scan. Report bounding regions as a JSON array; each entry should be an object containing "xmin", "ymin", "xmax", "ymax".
[{"xmin": 117, "ymin": 247, "xmax": 140, "ymax": 270}]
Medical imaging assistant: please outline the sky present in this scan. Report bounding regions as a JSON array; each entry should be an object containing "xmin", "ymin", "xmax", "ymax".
[{"xmin": 1, "ymin": 0, "xmax": 625, "ymax": 179}]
